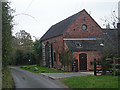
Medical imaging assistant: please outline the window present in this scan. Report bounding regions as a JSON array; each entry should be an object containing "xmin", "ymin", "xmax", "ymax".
[
  {"xmin": 82, "ymin": 24, "xmax": 87, "ymax": 30},
  {"xmin": 54, "ymin": 52, "xmax": 56, "ymax": 61},
  {"xmin": 75, "ymin": 42, "xmax": 82, "ymax": 47},
  {"xmin": 54, "ymin": 40, "xmax": 56, "ymax": 43},
  {"xmin": 99, "ymin": 41, "xmax": 104, "ymax": 47},
  {"xmin": 73, "ymin": 29, "xmax": 76, "ymax": 31},
  {"xmin": 84, "ymin": 17, "xmax": 86, "ymax": 21},
  {"xmin": 100, "ymin": 43, "xmax": 104, "ymax": 47}
]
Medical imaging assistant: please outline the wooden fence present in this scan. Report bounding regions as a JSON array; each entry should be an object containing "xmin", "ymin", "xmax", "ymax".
[{"xmin": 94, "ymin": 58, "xmax": 120, "ymax": 76}]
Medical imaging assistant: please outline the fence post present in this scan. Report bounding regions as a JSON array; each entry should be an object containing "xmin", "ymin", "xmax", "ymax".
[
  {"xmin": 94, "ymin": 59, "xmax": 96, "ymax": 76},
  {"xmin": 113, "ymin": 57, "xmax": 116, "ymax": 76}
]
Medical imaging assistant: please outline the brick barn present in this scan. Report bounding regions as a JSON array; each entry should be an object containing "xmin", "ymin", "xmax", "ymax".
[{"xmin": 40, "ymin": 9, "xmax": 106, "ymax": 71}]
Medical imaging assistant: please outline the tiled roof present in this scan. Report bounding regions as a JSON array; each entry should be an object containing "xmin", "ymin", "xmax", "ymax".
[
  {"xmin": 40, "ymin": 9, "xmax": 85, "ymax": 42},
  {"xmin": 65, "ymin": 40, "xmax": 104, "ymax": 51},
  {"xmin": 64, "ymin": 29, "xmax": 119, "ymax": 51},
  {"xmin": 103, "ymin": 28, "xmax": 118, "ymax": 46}
]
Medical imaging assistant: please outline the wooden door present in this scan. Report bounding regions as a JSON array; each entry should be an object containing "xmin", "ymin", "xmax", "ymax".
[{"xmin": 79, "ymin": 53, "xmax": 87, "ymax": 70}]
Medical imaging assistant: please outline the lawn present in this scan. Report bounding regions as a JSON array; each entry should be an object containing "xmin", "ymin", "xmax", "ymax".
[
  {"xmin": 60, "ymin": 75, "xmax": 119, "ymax": 88},
  {"xmin": 20, "ymin": 65, "xmax": 73, "ymax": 73}
]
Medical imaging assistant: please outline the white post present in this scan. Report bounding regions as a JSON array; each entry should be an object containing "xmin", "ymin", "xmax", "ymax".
[{"xmin": 42, "ymin": 43, "xmax": 46, "ymax": 66}]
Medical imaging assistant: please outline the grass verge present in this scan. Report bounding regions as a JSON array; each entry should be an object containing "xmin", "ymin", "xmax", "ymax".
[
  {"xmin": 60, "ymin": 75, "xmax": 119, "ymax": 88},
  {"xmin": 2, "ymin": 67, "xmax": 14, "ymax": 88},
  {"xmin": 20, "ymin": 65, "xmax": 73, "ymax": 73}
]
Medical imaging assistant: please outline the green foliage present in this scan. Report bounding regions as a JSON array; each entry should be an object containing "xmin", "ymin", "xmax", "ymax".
[
  {"xmin": 10, "ymin": 30, "xmax": 34, "ymax": 65},
  {"xmin": 97, "ymin": 57, "xmax": 120, "ymax": 76},
  {"xmin": 10, "ymin": 33, "xmax": 42, "ymax": 66},
  {"xmin": 59, "ymin": 49, "xmax": 75, "ymax": 70},
  {"xmin": 97, "ymin": 57, "xmax": 110, "ymax": 75},
  {"xmin": 2, "ymin": 2, "xmax": 14, "ymax": 88},
  {"xmin": 2, "ymin": 2, "xmax": 14, "ymax": 67},
  {"xmin": 14, "ymin": 49, "xmax": 24, "ymax": 65},
  {"xmin": 32, "ymin": 39, "xmax": 42, "ymax": 65},
  {"xmin": 61, "ymin": 76, "xmax": 118, "ymax": 88},
  {"xmin": 14, "ymin": 30, "xmax": 33, "ymax": 53},
  {"xmin": 99, "ymin": 43, "xmax": 117, "ymax": 58},
  {"xmin": 26, "ymin": 52, "xmax": 36, "ymax": 65},
  {"xmin": 98, "ymin": 41, "xmax": 118, "ymax": 75},
  {"xmin": 109, "ymin": 58, "xmax": 120, "ymax": 76},
  {"xmin": 11, "ymin": 50, "xmax": 35, "ymax": 65},
  {"xmin": 2, "ymin": 68, "xmax": 14, "ymax": 88}
]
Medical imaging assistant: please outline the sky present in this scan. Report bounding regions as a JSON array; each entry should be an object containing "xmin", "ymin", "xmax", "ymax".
[{"xmin": 9, "ymin": 0, "xmax": 119, "ymax": 40}]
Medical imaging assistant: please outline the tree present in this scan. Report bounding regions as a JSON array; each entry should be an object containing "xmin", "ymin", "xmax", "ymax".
[
  {"xmin": 14, "ymin": 30, "xmax": 33, "ymax": 53},
  {"xmin": 100, "ymin": 9, "xmax": 120, "ymax": 74},
  {"xmin": 98, "ymin": 41, "xmax": 118, "ymax": 75},
  {"xmin": 2, "ymin": 2, "xmax": 14, "ymax": 67},
  {"xmin": 101, "ymin": 10, "xmax": 118, "ymax": 29},
  {"xmin": 32, "ymin": 39, "xmax": 42, "ymax": 65},
  {"xmin": 26, "ymin": 52, "xmax": 36, "ymax": 65},
  {"xmin": 99, "ymin": 43, "xmax": 117, "ymax": 58},
  {"xmin": 59, "ymin": 49, "xmax": 75, "ymax": 71},
  {"xmin": 9, "ymin": 30, "xmax": 33, "ymax": 65},
  {"xmin": 14, "ymin": 50, "xmax": 24, "ymax": 65}
]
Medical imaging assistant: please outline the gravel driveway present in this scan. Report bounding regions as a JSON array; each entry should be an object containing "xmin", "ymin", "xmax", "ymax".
[{"xmin": 41, "ymin": 72, "xmax": 94, "ymax": 79}]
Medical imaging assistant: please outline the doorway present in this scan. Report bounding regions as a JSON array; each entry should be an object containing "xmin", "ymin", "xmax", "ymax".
[{"xmin": 79, "ymin": 53, "xmax": 87, "ymax": 70}]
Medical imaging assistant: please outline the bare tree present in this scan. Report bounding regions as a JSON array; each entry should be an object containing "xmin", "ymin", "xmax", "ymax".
[{"xmin": 101, "ymin": 10, "xmax": 118, "ymax": 29}]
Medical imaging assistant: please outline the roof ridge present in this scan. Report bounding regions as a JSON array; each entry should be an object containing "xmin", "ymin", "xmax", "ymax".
[
  {"xmin": 50, "ymin": 9, "xmax": 84, "ymax": 28},
  {"xmin": 40, "ymin": 9, "xmax": 85, "ymax": 42}
]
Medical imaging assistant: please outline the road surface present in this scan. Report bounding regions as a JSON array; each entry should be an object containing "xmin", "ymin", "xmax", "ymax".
[{"xmin": 9, "ymin": 67, "xmax": 68, "ymax": 88}]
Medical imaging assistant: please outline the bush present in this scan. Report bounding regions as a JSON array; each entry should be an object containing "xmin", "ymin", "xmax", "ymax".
[{"xmin": 59, "ymin": 49, "xmax": 75, "ymax": 70}]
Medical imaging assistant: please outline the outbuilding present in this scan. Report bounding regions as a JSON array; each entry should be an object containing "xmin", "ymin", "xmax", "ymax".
[{"xmin": 40, "ymin": 9, "xmax": 108, "ymax": 71}]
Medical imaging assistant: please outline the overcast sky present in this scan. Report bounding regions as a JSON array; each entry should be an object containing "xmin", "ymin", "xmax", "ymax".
[{"xmin": 9, "ymin": 0, "xmax": 119, "ymax": 40}]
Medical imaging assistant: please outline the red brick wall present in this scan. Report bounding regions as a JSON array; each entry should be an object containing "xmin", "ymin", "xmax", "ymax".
[
  {"xmin": 41, "ymin": 10, "xmax": 103, "ymax": 71},
  {"xmin": 73, "ymin": 51, "xmax": 100, "ymax": 71},
  {"xmin": 63, "ymin": 10, "xmax": 104, "ymax": 38},
  {"xmin": 63, "ymin": 41, "xmax": 101, "ymax": 71},
  {"xmin": 42, "ymin": 37, "xmax": 101, "ymax": 71},
  {"xmin": 42, "ymin": 35, "xmax": 63, "ymax": 68}
]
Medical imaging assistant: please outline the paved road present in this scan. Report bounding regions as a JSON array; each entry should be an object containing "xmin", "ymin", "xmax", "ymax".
[{"xmin": 9, "ymin": 67, "xmax": 68, "ymax": 88}]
